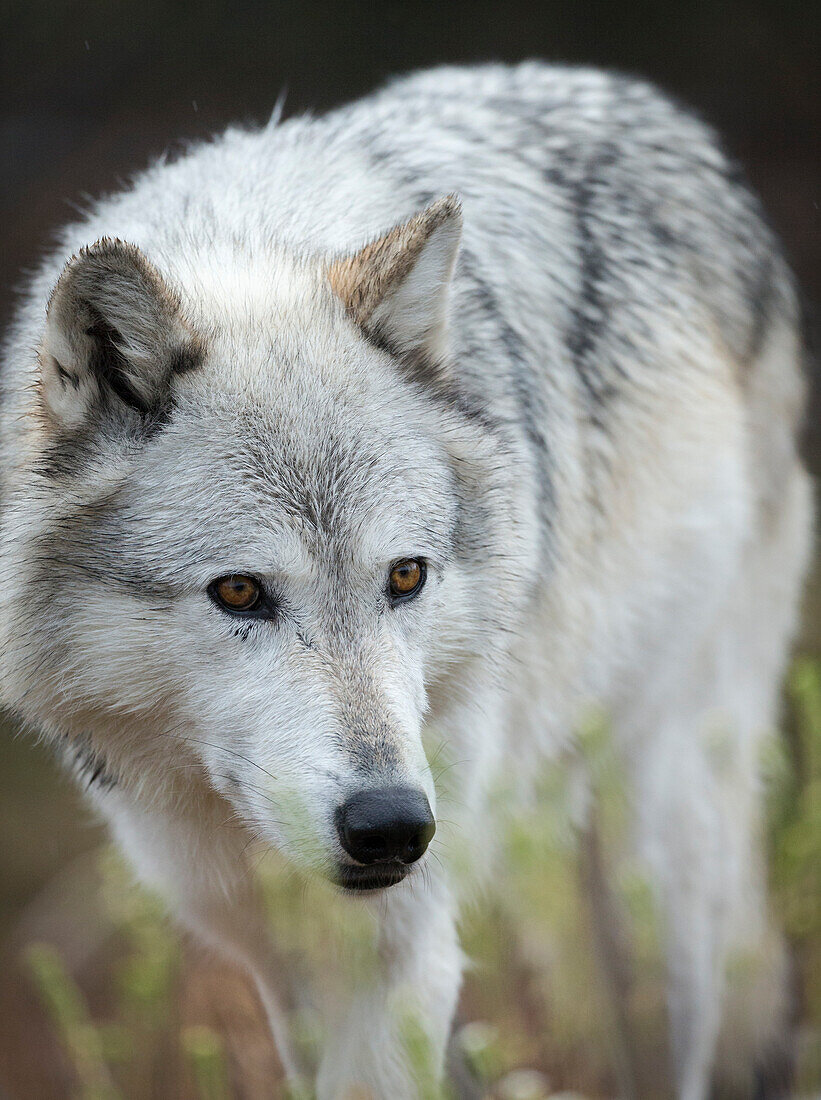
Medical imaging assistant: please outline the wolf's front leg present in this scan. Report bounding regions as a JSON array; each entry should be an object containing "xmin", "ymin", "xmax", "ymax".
[
  {"xmin": 316, "ymin": 873, "xmax": 462, "ymax": 1100},
  {"xmin": 97, "ymin": 787, "xmax": 308, "ymax": 1088}
]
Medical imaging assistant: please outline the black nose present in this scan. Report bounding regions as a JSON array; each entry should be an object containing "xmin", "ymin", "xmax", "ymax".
[{"xmin": 336, "ymin": 786, "xmax": 435, "ymax": 866}]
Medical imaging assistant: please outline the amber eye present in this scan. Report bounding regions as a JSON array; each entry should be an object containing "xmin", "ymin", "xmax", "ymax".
[
  {"xmin": 209, "ymin": 574, "xmax": 263, "ymax": 614},
  {"xmin": 389, "ymin": 559, "xmax": 426, "ymax": 601}
]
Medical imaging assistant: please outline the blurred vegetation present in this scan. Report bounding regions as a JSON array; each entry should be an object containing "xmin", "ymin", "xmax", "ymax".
[{"xmin": 2, "ymin": 660, "xmax": 818, "ymax": 1099}]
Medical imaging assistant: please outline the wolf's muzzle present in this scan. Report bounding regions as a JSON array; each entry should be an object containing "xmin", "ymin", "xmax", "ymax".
[{"xmin": 335, "ymin": 786, "xmax": 435, "ymax": 868}]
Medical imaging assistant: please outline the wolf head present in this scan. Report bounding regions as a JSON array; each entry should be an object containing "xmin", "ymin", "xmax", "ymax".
[{"xmin": 0, "ymin": 197, "xmax": 532, "ymax": 889}]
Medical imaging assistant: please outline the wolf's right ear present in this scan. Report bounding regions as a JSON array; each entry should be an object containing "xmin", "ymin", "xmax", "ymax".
[
  {"xmin": 328, "ymin": 195, "xmax": 462, "ymax": 372},
  {"xmin": 40, "ymin": 239, "xmax": 202, "ymax": 430}
]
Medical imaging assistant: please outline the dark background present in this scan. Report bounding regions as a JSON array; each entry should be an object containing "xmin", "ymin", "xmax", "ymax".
[{"xmin": 0, "ymin": 2, "xmax": 819, "ymax": 1095}]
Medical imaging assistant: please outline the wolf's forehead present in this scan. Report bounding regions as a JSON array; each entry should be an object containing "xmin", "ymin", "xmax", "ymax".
[
  {"xmin": 118, "ymin": 391, "xmax": 456, "ymax": 568},
  {"xmin": 221, "ymin": 403, "xmax": 455, "ymax": 553}
]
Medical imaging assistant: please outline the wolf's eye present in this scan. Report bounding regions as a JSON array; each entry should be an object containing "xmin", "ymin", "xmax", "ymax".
[
  {"xmin": 389, "ymin": 559, "xmax": 426, "ymax": 602},
  {"xmin": 209, "ymin": 574, "xmax": 263, "ymax": 614}
]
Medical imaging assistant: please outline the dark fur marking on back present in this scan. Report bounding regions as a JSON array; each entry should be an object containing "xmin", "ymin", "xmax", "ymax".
[
  {"xmin": 565, "ymin": 144, "xmax": 623, "ymax": 415},
  {"xmin": 458, "ymin": 248, "xmax": 555, "ymax": 533},
  {"xmin": 745, "ymin": 249, "xmax": 776, "ymax": 364}
]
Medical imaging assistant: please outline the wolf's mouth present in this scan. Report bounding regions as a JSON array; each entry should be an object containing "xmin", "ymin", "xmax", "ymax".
[{"xmin": 335, "ymin": 862, "xmax": 410, "ymax": 892}]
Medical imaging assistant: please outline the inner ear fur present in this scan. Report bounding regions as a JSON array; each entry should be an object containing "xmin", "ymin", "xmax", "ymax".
[
  {"xmin": 41, "ymin": 238, "xmax": 203, "ymax": 428},
  {"xmin": 328, "ymin": 194, "xmax": 462, "ymax": 368}
]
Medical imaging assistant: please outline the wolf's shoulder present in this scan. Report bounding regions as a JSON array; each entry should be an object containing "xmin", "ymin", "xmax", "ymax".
[
  {"xmin": 373, "ymin": 61, "xmax": 685, "ymax": 116},
  {"xmin": 347, "ymin": 63, "xmax": 791, "ymax": 366},
  {"xmin": 354, "ymin": 61, "xmax": 723, "ymax": 155}
]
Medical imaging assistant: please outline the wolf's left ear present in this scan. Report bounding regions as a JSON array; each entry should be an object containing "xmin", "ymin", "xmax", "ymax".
[
  {"xmin": 328, "ymin": 195, "xmax": 462, "ymax": 369},
  {"xmin": 40, "ymin": 239, "xmax": 202, "ymax": 430}
]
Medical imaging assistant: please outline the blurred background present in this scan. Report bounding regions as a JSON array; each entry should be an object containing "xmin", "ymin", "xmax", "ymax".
[{"xmin": 1, "ymin": 1, "xmax": 819, "ymax": 1096}]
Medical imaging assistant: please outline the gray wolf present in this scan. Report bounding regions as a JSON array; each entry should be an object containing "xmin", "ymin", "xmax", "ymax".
[{"xmin": 0, "ymin": 63, "xmax": 811, "ymax": 1098}]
